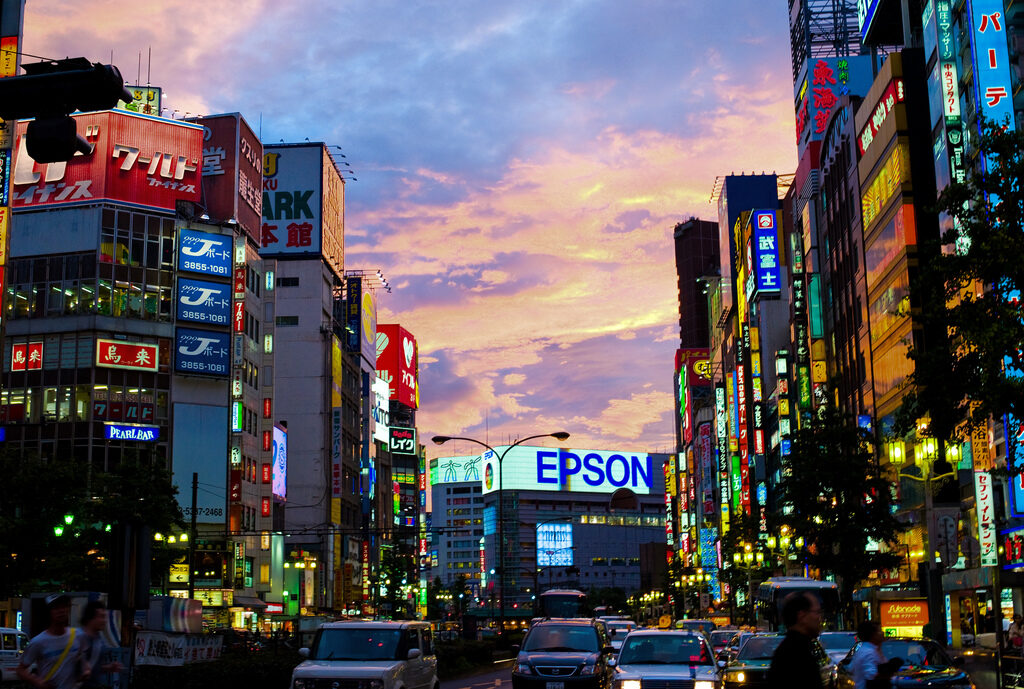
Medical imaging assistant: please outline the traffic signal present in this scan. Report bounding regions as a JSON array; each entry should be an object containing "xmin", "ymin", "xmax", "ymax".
[{"xmin": 0, "ymin": 57, "xmax": 132, "ymax": 163}]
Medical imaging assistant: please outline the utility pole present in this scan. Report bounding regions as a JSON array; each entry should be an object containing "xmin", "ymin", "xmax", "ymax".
[{"xmin": 187, "ymin": 472, "xmax": 198, "ymax": 599}]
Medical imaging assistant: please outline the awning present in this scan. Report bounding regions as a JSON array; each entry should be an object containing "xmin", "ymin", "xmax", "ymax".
[{"xmin": 232, "ymin": 595, "xmax": 267, "ymax": 609}]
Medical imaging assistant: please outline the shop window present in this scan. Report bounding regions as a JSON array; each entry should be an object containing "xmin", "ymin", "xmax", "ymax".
[{"xmin": 75, "ymin": 386, "xmax": 90, "ymax": 422}]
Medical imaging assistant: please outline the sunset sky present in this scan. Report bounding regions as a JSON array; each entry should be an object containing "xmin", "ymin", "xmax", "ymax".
[{"xmin": 25, "ymin": 1, "xmax": 798, "ymax": 458}]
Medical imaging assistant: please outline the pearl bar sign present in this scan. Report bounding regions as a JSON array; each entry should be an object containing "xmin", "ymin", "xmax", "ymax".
[{"xmin": 104, "ymin": 423, "xmax": 160, "ymax": 441}]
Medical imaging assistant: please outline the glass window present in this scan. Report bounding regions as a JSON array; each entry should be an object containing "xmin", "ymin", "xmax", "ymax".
[
  {"xmin": 75, "ymin": 386, "xmax": 90, "ymax": 421},
  {"xmin": 59, "ymin": 386, "xmax": 72, "ymax": 421},
  {"xmin": 43, "ymin": 387, "xmax": 58, "ymax": 421},
  {"xmin": 144, "ymin": 289, "xmax": 159, "ymax": 319},
  {"xmin": 112, "ymin": 285, "xmax": 127, "ymax": 317},
  {"xmin": 310, "ymin": 629, "xmax": 402, "ymax": 661},
  {"xmin": 97, "ymin": 280, "xmax": 112, "ymax": 315}
]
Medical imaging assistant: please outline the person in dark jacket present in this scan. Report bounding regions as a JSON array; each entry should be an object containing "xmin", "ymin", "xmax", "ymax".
[{"xmin": 768, "ymin": 592, "xmax": 824, "ymax": 689}]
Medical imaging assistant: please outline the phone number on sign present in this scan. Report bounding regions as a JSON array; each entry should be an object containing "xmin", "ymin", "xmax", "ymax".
[
  {"xmin": 183, "ymin": 507, "xmax": 223, "ymax": 517},
  {"xmin": 180, "ymin": 310, "xmax": 228, "ymax": 324}
]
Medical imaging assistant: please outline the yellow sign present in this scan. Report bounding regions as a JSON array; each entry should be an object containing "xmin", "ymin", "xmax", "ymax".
[
  {"xmin": 779, "ymin": 398, "xmax": 790, "ymax": 417},
  {"xmin": 169, "ymin": 564, "xmax": 189, "ymax": 583},
  {"xmin": 0, "ymin": 207, "xmax": 8, "ymax": 266},
  {"xmin": 658, "ymin": 615, "xmax": 672, "ymax": 629},
  {"xmin": 0, "ymin": 37, "xmax": 17, "ymax": 79},
  {"xmin": 812, "ymin": 361, "xmax": 827, "ymax": 383}
]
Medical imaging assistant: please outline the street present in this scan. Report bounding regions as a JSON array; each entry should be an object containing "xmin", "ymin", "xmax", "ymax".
[{"xmin": 441, "ymin": 661, "xmax": 513, "ymax": 689}]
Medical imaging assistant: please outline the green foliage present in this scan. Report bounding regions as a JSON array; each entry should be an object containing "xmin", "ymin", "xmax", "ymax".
[
  {"xmin": 897, "ymin": 118, "xmax": 1024, "ymax": 452},
  {"xmin": 777, "ymin": 405, "xmax": 903, "ymax": 612},
  {"xmin": 0, "ymin": 449, "xmax": 184, "ymax": 598},
  {"xmin": 426, "ymin": 576, "xmax": 446, "ymax": 620}
]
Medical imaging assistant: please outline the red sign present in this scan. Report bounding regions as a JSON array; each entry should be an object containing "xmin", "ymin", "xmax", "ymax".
[
  {"xmin": 879, "ymin": 600, "xmax": 929, "ymax": 628},
  {"xmin": 263, "ymin": 398, "xmax": 272, "ymax": 418},
  {"xmin": 858, "ymin": 79, "xmax": 906, "ymax": 155},
  {"xmin": 234, "ymin": 266, "xmax": 246, "ymax": 300},
  {"xmin": 265, "ymin": 603, "xmax": 283, "ymax": 614},
  {"xmin": 262, "ymin": 463, "xmax": 272, "ymax": 484},
  {"xmin": 234, "ymin": 301, "xmax": 245, "ymax": 332},
  {"xmin": 11, "ymin": 342, "xmax": 41, "ymax": 371},
  {"xmin": 376, "ymin": 324, "xmax": 418, "ymax": 408},
  {"xmin": 230, "ymin": 469, "xmax": 242, "ymax": 503},
  {"xmin": 261, "ymin": 496, "xmax": 271, "ymax": 517},
  {"xmin": 263, "ymin": 430, "xmax": 272, "ymax": 451},
  {"xmin": 192, "ymin": 114, "xmax": 263, "ymax": 243},
  {"xmin": 12, "ymin": 111, "xmax": 202, "ymax": 211},
  {"xmin": 95, "ymin": 339, "xmax": 159, "ymax": 371}
]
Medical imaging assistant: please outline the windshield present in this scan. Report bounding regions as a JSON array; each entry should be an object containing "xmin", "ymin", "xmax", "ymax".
[
  {"xmin": 679, "ymin": 620, "xmax": 715, "ymax": 635},
  {"xmin": 736, "ymin": 636, "xmax": 783, "ymax": 660},
  {"xmin": 618, "ymin": 635, "xmax": 713, "ymax": 665},
  {"xmin": 607, "ymin": 623, "xmax": 635, "ymax": 638},
  {"xmin": 878, "ymin": 640, "xmax": 951, "ymax": 668},
  {"xmin": 540, "ymin": 594, "xmax": 588, "ymax": 618},
  {"xmin": 312, "ymin": 629, "xmax": 402, "ymax": 661},
  {"xmin": 709, "ymin": 631, "xmax": 734, "ymax": 645},
  {"xmin": 524, "ymin": 626, "xmax": 598, "ymax": 653},
  {"xmin": 819, "ymin": 633, "xmax": 857, "ymax": 650}
]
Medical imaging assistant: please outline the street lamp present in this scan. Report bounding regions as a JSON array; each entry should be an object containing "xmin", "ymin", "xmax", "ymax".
[{"xmin": 433, "ymin": 431, "xmax": 570, "ymax": 643}]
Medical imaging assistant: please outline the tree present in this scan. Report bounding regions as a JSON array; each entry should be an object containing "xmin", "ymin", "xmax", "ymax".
[
  {"xmin": 426, "ymin": 576, "xmax": 446, "ymax": 620},
  {"xmin": 0, "ymin": 450, "xmax": 184, "ymax": 598},
  {"xmin": 896, "ymin": 118, "xmax": 1024, "ymax": 465},
  {"xmin": 776, "ymin": 405, "xmax": 903, "ymax": 617}
]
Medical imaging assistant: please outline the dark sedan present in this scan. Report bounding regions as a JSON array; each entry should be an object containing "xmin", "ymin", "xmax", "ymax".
[
  {"xmin": 512, "ymin": 619, "xmax": 615, "ymax": 689},
  {"xmin": 722, "ymin": 633, "xmax": 836, "ymax": 689},
  {"xmin": 835, "ymin": 638, "xmax": 971, "ymax": 688}
]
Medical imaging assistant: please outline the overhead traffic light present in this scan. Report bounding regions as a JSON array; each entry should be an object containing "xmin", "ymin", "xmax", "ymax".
[{"xmin": 0, "ymin": 57, "xmax": 132, "ymax": 163}]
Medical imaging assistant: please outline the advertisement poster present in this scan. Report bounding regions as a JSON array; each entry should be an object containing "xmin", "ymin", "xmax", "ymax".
[
  {"xmin": 135, "ymin": 632, "xmax": 223, "ymax": 666},
  {"xmin": 261, "ymin": 144, "xmax": 323, "ymax": 256},
  {"xmin": 178, "ymin": 229, "xmax": 232, "ymax": 277},
  {"xmin": 174, "ymin": 328, "xmax": 230, "ymax": 376},
  {"xmin": 176, "ymin": 278, "xmax": 232, "ymax": 326}
]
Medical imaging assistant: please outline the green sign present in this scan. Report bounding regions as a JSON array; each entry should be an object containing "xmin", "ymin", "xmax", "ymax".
[{"xmin": 798, "ymin": 365, "xmax": 812, "ymax": 410}]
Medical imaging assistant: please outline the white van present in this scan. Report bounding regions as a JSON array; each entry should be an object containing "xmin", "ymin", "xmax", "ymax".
[{"xmin": 0, "ymin": 627, "xmax": 29, "ymax": 682}]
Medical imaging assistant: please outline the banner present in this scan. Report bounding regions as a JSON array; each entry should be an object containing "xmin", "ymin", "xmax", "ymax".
[{"xmin": 134, "ymin": 631, "xmax": 223, "ymax": 666}]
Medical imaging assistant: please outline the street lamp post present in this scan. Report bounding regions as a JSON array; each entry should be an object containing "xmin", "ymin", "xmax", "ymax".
[{"xmin": 433, "ymin": 430, "xmax": 570, "ymax": 644}]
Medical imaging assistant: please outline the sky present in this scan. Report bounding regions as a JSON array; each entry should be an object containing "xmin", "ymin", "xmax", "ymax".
[{"xmin": 24, "ymin": 1, "xmax": 798, "ymax": 458}]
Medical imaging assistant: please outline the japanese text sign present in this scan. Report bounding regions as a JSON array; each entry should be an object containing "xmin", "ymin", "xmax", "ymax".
[
  {"xmin": 858, "ymin": 79, "xmax": 906, "ymax": 156},
  {"xmin": 178, "ymin": 228, "xmax": 232, "ymax": 277},
  {"xmin": 174, "ymin": 327, "xmax": 230, "ymax": 376},
  {"xmin": 96, "ymin": 339, "xmax": 158, "ymax": 371},
  {"xmin": 376, "ymin": 324, "xmax": 418, "ymax": 408},
  {"xmin": 12, "ymin": 112, "xmax": 201, "ymax": 211},
  {"xmin": 192, "ymin": 114, "xmax": 263, "ymax": 242},
  {"xmin": 969, "ymin": 0, "xmax": 1014, "ymax": 134},
  {"xmin": 750, "ymin": 210, "xmax": 781, "ymax": 297},
  {"xmin": 260, "ymin": 144, "xmax": 323, "ymax": 256},
  {"xmin": 177, "ymin": 277, "xmax": 232, "ymax": 326},
  {"xmin": 975, "ymin": 470, "xmax": 997, "ymax": 566},
  {"xmin": 794, "ymin": 55, "xmax": 873, "ymax": 155},
  {"xmin": 10, "ymin": 342, "xmax": 42, "ymax": 371}
]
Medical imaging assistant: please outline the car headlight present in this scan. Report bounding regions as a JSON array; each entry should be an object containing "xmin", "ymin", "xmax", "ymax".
[
  {"xmin": 733, "ymin": 671, "xmax": 746, "ymax": 683},
  {"xmin": 694, "ymin": 682, "xmax": 715, "ymax": 689},
  {"xmin": 620, "ymin": 680, "xmax": 642, "ymax": 689},
  {"xmin": 513, "ymin": 662, "xmax": 533, "ymax": 675},
  {"xmin": 580, "ymin": 665, "xmax": 597, "ymax": 676}
]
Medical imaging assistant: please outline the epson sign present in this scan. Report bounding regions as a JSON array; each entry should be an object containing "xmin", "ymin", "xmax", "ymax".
[{"xmin": 481, "ymin": 446, "xmax": 654, "ymax": 495}]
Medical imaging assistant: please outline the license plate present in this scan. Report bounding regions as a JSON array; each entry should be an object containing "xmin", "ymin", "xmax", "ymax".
[{"xmin": 546, "ymin": 683, "xmax": 565, "ymax": 689}]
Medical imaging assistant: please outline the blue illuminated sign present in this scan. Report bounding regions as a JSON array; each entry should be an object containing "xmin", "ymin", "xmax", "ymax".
[
  {"xmin": 969, "ymin": 0, "xmax": 1015, "ymax": 167},
  {"xmin": 176, "ymin": 277, "xmax": 231, "ymax": 326},
  {"xmin": 699, "ymin": 526, "xmax": 721, "ymax": 600},
  {"xmin": 105, "ymin": 423, "xmax": 160, "ymax": 441},
  {"xmin": 858, "ymin": 0, "xmax": 882, "ymax": 42},
  {"xmin": 751, "ymin": 210, "xmax": 781, "ymax": 296},
  {"xmin": 177, "ymin": 229, "xmax": 232, "ymax": 277},
  {"xmin": 537, "ymin": 522, "xmax": 573, "ymax": 567},
  {"xmin": 174, "ymin": 327, "xmax": 230, "ymax": 376},
  {"xmin": 273, "ymin": 425, "xmax": 288, "ymax": 501}
]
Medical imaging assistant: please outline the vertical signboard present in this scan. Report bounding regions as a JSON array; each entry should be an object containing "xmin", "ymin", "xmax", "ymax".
[
  {"xmin": 194, "ymin": 114, "xmax": 263, "ymax": 242},
  {"xmin": 273, "ymin": 425, "xmax": 288, "ymax": 502},
  {"xmin": 750, "ymin": 211, "xmax": 781, "ymax": 297},
  {"xmin": 968, "ymin": 0, "xmax": 1015, "ymax": 136},
  {"xmin": 376, "ymin": 324, "xmax": 418, "ymax": 409},
  {"xmin": 0, "ymin": 15, "xmax": 22, "ymax": 352},
  {"xmin": 975, "ymin": 471, "xmax": 997, "ymax": 566}
]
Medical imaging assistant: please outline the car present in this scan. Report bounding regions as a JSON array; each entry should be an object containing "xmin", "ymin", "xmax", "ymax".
[
  {"xmin": 708, "ymin": 629, "xmax": 736, "ymax": 658},
  {"xmin": 718, "ymin": 631, "xmax": 755, "ymax": 663},
  {"xmin": 722, "ymin": 633, "xmax": 836, "ymax": 689},
  {"xmin": 604, "ymin": 621, "xmax": 637, "ymax": 654},
  {"xmin": 818, "ymin": 631, "xmax": 858, "ymax": 665},
  {"xmin": 835, "ymin": 637, "xmax": 971, "ymax": 688},
  {"xmin": 290, "ymin": 620, "xmax": 439, "ymax": 689},
  {"xmin": 675, "ymin": 619, "xmax": 716, "ymax": 637},
  {"xmin": 610, "ymin": 629, "xmax": 719, "ymax": 689},
  {"xmin": 0, "ymin": 628, "xmax": 30, "ymax": 682},
  {"xmin": 512, "ymin": 618, "xmax": 615, "ymax": 689}
]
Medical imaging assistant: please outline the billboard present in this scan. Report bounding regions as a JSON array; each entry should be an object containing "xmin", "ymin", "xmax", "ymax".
[
  {"xmin": 376, "ymin": 324, "xmax": 418, "ymax": 409},
  {"xmin": 793, "ymin": 55, "xmax": 874, "ymax": 155},
  {"xmin": 175, "ymin": 328, "xmax": 230, "ymax": 376},
  {"xmin": 272, "ymin": 425, "xmax": 287, "ymax": 501},
  {"xmin": 178, "ymin": 228, "xmax": 232, "ymax": 277},
  {"xmin": 11, "ymin": 342, "xmax": 42, "ymax": 371},
  {"xmin": 105, "ymin": 423, "xmax": 160, "ymax": 441},
  {"xmin": 260, "ymin": 144, "xmax": 322, "ymax": 256},
  {"xmin": 96, "ymin": 339, "xmax": 158, "ymax": 372},
  {"xmin": 481, "ymin": 446, "xmax": 655, "ymax": 496},
  {"xmin": 390, "ymin": 427, "xmax": 417, "ymax": 455},
  {"xmin": 172, "ymin": 403, "xmax": 228, "ymax": 521},
  {"xmin": 11, "ymin": 111, "xmax": 202, "ymax": 212},
  {"xmin": 749, "ymin": 210, "xmax": 782, "ymax": 297},
  {"xmin": 117, "ymin": 86, "xmax": 162, "ymax": 116},
  {"xmin": 372, "ymin": 376, "xmax": 390, "ymax": 444},
  {"xmin": 176, "ymin": 278, "xmax": 232, "ymax": 326},
  {"xmin": 193, "ymin": 114, "xmax": 262, "ymax": 242},
  {"xmin": 536, "ymin": 522, "xmax": 573, "ymax": 567},
  {"xmin": 343, "ymin": 277, "xmax": 377, "ymax": 367}
]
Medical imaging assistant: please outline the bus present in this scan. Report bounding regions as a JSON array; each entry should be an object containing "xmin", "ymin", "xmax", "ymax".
[
  {"xmin": 755, "ymin": 577, "xmax": 841, "ymax": 631},
  {"xmin": 536, "ymin": 589, "xmax": 590, "ymax": 619}
]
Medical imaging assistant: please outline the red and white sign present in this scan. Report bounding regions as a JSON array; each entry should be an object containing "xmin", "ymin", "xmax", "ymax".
[
  {"xmin": 192, "ymin": 114, "xmax": 263, "ymax": 243},
  {"xmin": 376, "ymin": 324, "xmax": 418, "ymax": 409},
  {"xmin": 234, "ymin": 266, "xmax": 246, "ymax": 300},
  {"xmin": 96, "ymin": 339, "xmax": 159, "ymax": 371},
  {"xmin": 12, "ymin": 111, "xmax": 202, "ymax": 211},
  {"xmin": 858, "ymin": 79, "xmax": 906, "ymax": 155},
  {"xmin": 230, "ymin": 469, "xmax": 242, "ymax": 503},
  {"xmin": 11, "ymin": 342, "xmax": 42, "ymax": 371},
  {"xmin": 261, "ymin": 496, "xmax": 271, "ymax": 517},
  {"xmin": 234, "ymin": 301, "xmax": 245, "ymax": 332},
  {"xmin": 975, "ymin": 470, "xmax": 997, "ymax": 566}
]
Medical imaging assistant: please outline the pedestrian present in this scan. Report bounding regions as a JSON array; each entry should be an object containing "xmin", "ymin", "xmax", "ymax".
[
  {"xmin": 79, "ymin": 601, "xmax": 124, "ymax": 689},
  {"xmin": 1008, "ymin": 614, "xmax": 1024, "ymax": 653},
  {"xmin": 16, "ymin": 594, "xmax": 90, "ymax": 689},
  {"xmin": 849, "ymin": 620, "xmax": 902, "ymax": 689},
  {"xmin": 767, "ymin": 592, "xmax": 823, "ymax": 689}
]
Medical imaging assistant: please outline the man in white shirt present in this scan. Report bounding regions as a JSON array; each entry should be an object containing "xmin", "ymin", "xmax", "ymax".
[
  {"xmin": 849, "ymin": 620, "xmax": 901, "ymax": 689},
  {"xmin": 17, "ymin": 594, "xmax": 90, "ymax": 689}
]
